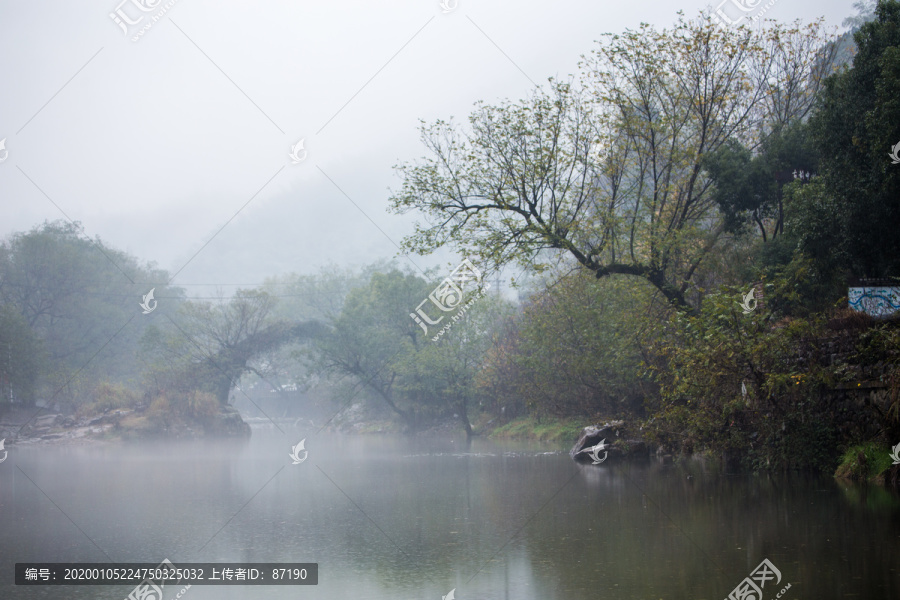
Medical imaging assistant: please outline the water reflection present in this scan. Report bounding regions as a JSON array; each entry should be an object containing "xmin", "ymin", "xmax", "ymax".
[{"xmin": 0, "ymin": 430, "xmax": 898, "ymax": 599}]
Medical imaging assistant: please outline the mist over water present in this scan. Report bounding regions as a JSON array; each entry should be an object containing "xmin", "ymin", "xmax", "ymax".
[
  {"xmin": 2, "ymin": 0, "xmax": 899, "ymax": 598},
  {"xmin": 2, "ymin": 426, "xmax": 898, "ymax": 599}
]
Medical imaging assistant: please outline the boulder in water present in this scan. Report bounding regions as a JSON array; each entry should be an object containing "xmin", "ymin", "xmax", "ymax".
[
  {"xmin": 570, "ymin": 421, "xmax": 649, "ymax": 462},
  {"xmin": 570, "ymin": 421, "xmax": 623, "ymax": 463}
]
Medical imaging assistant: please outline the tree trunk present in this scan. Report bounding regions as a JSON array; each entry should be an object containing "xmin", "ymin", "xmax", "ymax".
[
  {"xmin": 215, "ymin": 373, "xmax": 233, "ymax": 405},
  {"xmin": 370, "ymin": 382, "xmax": 418, "ymax": 433},
  {"xmin": 458, "ymin": 400, "xmax": 474, "ymax": 438}
]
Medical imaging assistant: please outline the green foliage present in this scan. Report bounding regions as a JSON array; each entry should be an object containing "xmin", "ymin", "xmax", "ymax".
[
  {"xmin": 314, "ymin": 268, "xmax": 435, "ymax": 430},
  {"xmin": 391, "ymin": 16, "xmax": 838, "ymax": 313},
  {"xmin": 703, "ymin": 122, "xmax": 818, "ymax": 242},
  {"xmin": 757, "ymin": 248, "xmax": 845, "ymax": 317},
  {"xmin": 0, "ymin": 303, "xmax": 43, "ymax": 407},
  {"xmin": 314, "ymin": 266, "xmax": 511, "ymax": 435},
  {"xmin": 836, "ymin": 442, "xmax": 894, "ymax": 480},
  {"xmin": 809, "ymin": 0, "xmax": 900, "ymax": 278},
  {"xmin": 141, "ymin": 289, "xmax": 322, "ymax": 406},
  {"xmin": 263, "ymin": 263, "xmax": 377, "ymax": 322},
  {"xmin": 479, "ymin": 271, "xmax": 654, "ymax": 420},
  {"xmin": 0, "ymin": 220, "xmax": 181, "ymax": 407},
  {"xmin": 488, "ymin": 416, "xmax": 586, "ymax": 442},
  {"xmin": 645, "ymin": 271, "xmax": 845, "ymax": 472},
  {"xmin": 76, "ymin": 381, "xmax": 141, "ymax": 417},
  {"xmin": 848, "ymin": 322, "xmax": 900, "ymax": 440},
  {"xmin": 399, "ymin": 291, "xmax": 513, "ymax": 435}
]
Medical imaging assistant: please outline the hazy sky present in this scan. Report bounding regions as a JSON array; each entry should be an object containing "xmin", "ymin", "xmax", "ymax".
[{"xmin": 0, "ymin": 0, "xmax": 856, "ymax": 296}]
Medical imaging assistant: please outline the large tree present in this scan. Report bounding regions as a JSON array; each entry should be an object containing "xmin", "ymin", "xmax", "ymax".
[
  {"xmin": 389, "ymin": 14, "xmax": 836, "ymax": 312},
  {"xmin": 145, "ymin": 290, "xmax": 324, "ymax": 405},
  {"xmin": 313, "ymin": 270, "xmax": 429, "ymax": 430},
  {"xmin": 808, "ymin": 0, "xmax": 900, "ymax": 279},
  {"xmin": 314, "ymin": 267, "xmax": 503, "ymax": 435},
  {"xmin": 396, "ymin": 290, "xmax": 511, "ymax": 437},
  {"xmin": 0, "ymin": 304, "xmax": 43, "ymax": 407},
  {"xmin": 478, "ymin": 270, "xmax": 655, "ymax": 420},
  {"xmin": 0, "ymin": 221, "xmax": 178, "ymax": 405},
  {"xmin": 701, "ymin": 121, "xmax": 818, "ymax": 243}
]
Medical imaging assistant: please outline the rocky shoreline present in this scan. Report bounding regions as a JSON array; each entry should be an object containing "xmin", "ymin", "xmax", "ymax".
[
  {"xmin": 0, "ymin": 402, "xmax": 252, "ymax": 447},
  {"xmin": 0, "ymin": 408, "xmax": 119, "ymax": 447}
]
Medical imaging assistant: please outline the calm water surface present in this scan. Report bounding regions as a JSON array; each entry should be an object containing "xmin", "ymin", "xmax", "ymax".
[{"xmin": 1, "ymin": 426, "xmax": 898, "ymax": 599}]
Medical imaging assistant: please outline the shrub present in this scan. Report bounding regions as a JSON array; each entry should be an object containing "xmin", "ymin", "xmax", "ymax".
[
  {"xmin": 644, "ymin": 275, "xmax": 845, "ymax": 472},
  {"xmin": 185, "ymin": 391, "xmax": 219, "ymax": 422},
  {"xmin": 76, "ymin": 382, "xmax": 141, "ymax": 418}
]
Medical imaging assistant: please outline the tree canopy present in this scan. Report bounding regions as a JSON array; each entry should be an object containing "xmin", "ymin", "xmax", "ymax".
[
  {"xmin": 390, "ymin": 15, "xmax": 837, "ymax": 312},
  {"xmin": 808, "ymin": 0, "xmax": 900, "ymax": 278}
]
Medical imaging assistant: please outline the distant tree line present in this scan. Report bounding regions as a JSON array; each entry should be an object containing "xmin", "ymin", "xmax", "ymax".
[{"xmin": 1, "ymin": 3, "xmax": 898, "ymax": 471}]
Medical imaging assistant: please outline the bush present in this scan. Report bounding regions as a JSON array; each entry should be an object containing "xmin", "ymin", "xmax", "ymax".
[
  {"xmin": 479, "ymin": 272, "xmax": 655, "ymax": 420},
  {"xmin": 76, "ymin": 382, "xmax": 141, "ymax": 418},
  {"xmin": 184, "ymin": 391, "xmax": 219, "ymax": 422},
  {"xmin": 835, "ymin": 442, "xmax": 894, "ymax": 481},
  {"xmin": 146, "ymin": 390, "xmax": 219, "ymax": 423},
  {"xmin": 143, "ymin": 394, "xmax": 173, "ymax": 432},
  {"xmin": 644, "ymin": 273, "xmax": 846, "ymax": 472}
]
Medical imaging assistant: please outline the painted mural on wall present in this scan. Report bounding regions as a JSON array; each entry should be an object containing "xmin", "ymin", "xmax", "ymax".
[{"xmin": 848, "ymin": 286, "xmax": 900, "ymax": 317}]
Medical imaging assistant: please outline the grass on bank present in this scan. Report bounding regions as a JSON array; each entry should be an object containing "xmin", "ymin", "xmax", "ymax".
[
  {"xmin": 487, "ymin": 416, "xmax": 587, "ymax": 443},
  {"xmin": 835, "ymin": 442, "xmax": 896, "ymax": 482}
]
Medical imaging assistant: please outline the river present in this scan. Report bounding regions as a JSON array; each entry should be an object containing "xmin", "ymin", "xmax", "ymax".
[{"xmin": 1, "ymin": 425, "xmax": 898, "ymax": 599}]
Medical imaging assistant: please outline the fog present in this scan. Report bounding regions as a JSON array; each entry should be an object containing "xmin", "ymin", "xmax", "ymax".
[
  {"xmin": 5, "ymin": 2, "xmax": 900, "ymax": 599},
  {"xmin": 1, "ymin": 0, "xmax": 851, "ymax": 291}
]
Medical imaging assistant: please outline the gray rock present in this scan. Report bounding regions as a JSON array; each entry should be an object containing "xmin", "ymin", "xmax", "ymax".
[
  {"xmin": 206, "ymin": 405, "xmax": 251, "ymax": 437},
  {"xmin": 33, "ymin": 414, "xmax": 61, "ymax": 427},
  {"xmin": 570, "ymin": 421, "xmax": 623, "ymax": 463}
]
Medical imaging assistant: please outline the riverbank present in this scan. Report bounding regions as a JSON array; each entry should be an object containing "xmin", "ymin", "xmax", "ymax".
[
  {"xmin": 0, "ymin": 406, "xmax": 116, "ymax": 447},
  {"xmin": 0, "ymin": 400, "xmax": 250, "ymax": 447},
  {"xmin": 482, "ymin": 415, "xmax": 900, "ymax": 490},
  {"xmin": 485, "ymin": 416, "xmax": 589, "ymax": 443},
  {"xmin": 8, "ymin": 403, "xmax": 900, "ymax": 492},
  {"xmin": 835, "ymin": 442, "xmax": 900, "ymax": 487}
]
